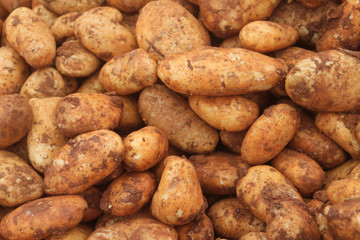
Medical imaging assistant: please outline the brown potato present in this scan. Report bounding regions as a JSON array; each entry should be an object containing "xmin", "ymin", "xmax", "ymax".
[
  {"xmin": 219, "ymin": 130, "xmax": 247, "ymax": 154},
  {"xmin": 55, "ymin": 93, "xmax": 124, "ymax": 137},
  {"xmin": 324, "ymin": 159, "xmax": 360, "ymax": 189},
  {"xmin": 117, "ymin": 95, "xmax": 144, "ymax": 132},
  {"xmin": 0, "ymin": 0, "xmax": 30, "ymax": 12},
  {"xmin": 32, "ymin": 0, "xmax": 41, "ymax": 8},
  {"xmin": 78, "ymin": 187, "xmax": 103, "ymax": 222},
  {"xmin": 151, "ymin": 146, "xmax": 184, "ymax": 181},
  {"xmin": 208, "ymin": 198, "xmax": 266, "ymax": 240},
  {"xmin": 347, "ymin": 163, "xmax": 360, "ymax": 180},
  {"xmin": 5, "ymin": 135, "xmax": 29, "ymax": 164},
  {"xmin": 106, "ymin": 0, "xmax": 152, "ymax": 13},
  {"xmin": 44, "ymin": 225, "xmax": 92, "ymax": 240},
  {"xmin": 50, "ymin": 12, "xmax": 82, "ymax": 43},
  {"xmin": 0, "ymin": 94, "xmax": 32, "ymax": 148},
  {"xmin": 296, "ymin": 0, "xmax": 328, "ymax": 8},
  {"xmin": 0, "ymin": 195, "xmax": 87, "ymax": 240},
  {"xmin": 176, "ymin": 213, "xmax": 214, "ymax": 240},
  {"xmin": 326, "ymin": 179, "xmax": 360, "ymax": 204},
  {"xmin": 220, "ymin": 36, "xmax": 243, "ymax": 48},
  {"xmin": 33, "ymin": 5, "xmax": 58, "ymax": 27},
  {"xmin": 76, "ymin": 71, "xmax": 105, "ymax": 93},
  {"xmin": 94, "ymin": 165, "xmax": 124, "ymax": 186},
  {"xmin": 240, "ymin": 232, "xmax": 268, "ymax": 240},
  {"xmin": 82, "ymin": 6, "xmax": 123, "ymax": 22},
  {"xmin": 138, "ymin": 84, "xmax": 218, "ymax": 154},
  {"xmin": 136, "ymin": 0, "xmax": 210, "ymax": 62},
  {"xmin": 4, "ymin": 7, "xmax": 56, "ymax": 68},
  {"xmin": 64, "ymin": 76, "xmax": 78, "ymax": 94},
  {"xmin": 44, "ymin": 130, "xmax": 124, "ymax": 194},
  {"xmin": 157, "ymin": 47, "xmax": 287, "ymax": 96},
  {"xmin": 120, "ymin": 13, "xmax": 138, "ymax": 36},
  {"xmin": 40, "ymin": 0, "xmax": 104, "ymax": 15}
]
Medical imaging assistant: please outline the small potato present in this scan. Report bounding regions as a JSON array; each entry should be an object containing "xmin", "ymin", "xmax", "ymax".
[
  {"xmin": 324, "ymin": 159, "xmax": 360, "ymax": 189},
  {"xmin": 55, "ymin": 93, "xmax": 124, "ymax": 137},
  {"xmin": 99, "ymin": 49, "xmax": 157, "ymax": 95},
  {"xmin": 44, "ymin": 130, "xmax": 124, "ymax": 194},
  {"xmin": 138, "ymin": 84, "xmax": 219, "ymax": 154},
  {"xmin": 82, "ymin": 6, "xmax": 123, "ymax": 22},
  {"xmin": 136, "ymin": 1, "xmax": 210, "ymax": 62},
  {"xmin": 44, "ymin": 225, "xmax": 92, "ymax": 240},
  {"xmin": 50, "ymin": 12, "xmax": 82, "ymax": 43},
  {"xmin": 0, "ymin": 195, "xmax": 87, "ymax": 240},
  {"xmin": 326, "ymin": 179, "xmax": 360, "ymax": 204},
  {"xmin": 240, "ymin": 232, "xmax": 268, "ymax": 240},
  {"xmin": 208, "ymin": 198, "xmax": 266, "ymax": 240},
  {"xmin": 33, "ymin": 5, "xmax": 58, "ymax": 26},
  {"xmin": 100, "ymin": 171, "xmax": 156, "ymax": 216},
  {"xmin": 188, "ymin": 95, "xmax": 259, "ymax": 132},
  {"xmin": 157, "ymin": 47, "xmax": 287, "ymax": 96},
  {"xmin": 55, "ymin": 39, "xmax": 102, "ymax": 78},
  {"xmin": 78, "ymin": 187, "xmax": 103, "ymax": 222},
  {"xmin": 117, "ymin": 95, "xmax": 144, "ymax": 132},
  {"xmin": 236, "ymin": 165, "xmax": 303, "ymax": 222},
  {"xmin": 76, "ymin": 71, "xmax": 105, "ymax": 94},
  {"xmin": 40, "ymin": 0, "xmax": 104, "ymax": 15},
  {"xmin": 151, "ymin": 156, "xmax": 206, "ymax": 225},
  {"xmin": 64, "ymin": 77, "xmax": 78, "ymax": 94},
  {"xmin": 0, "ymin": 0, "xmax": 30, "ymax": 12},
  {"xmin": 241, "ymin": 103, "xmax": 300, "ymax": 165},
  {"xmin": 0, "ymin": 95, "xmax": 32, "ymax": 148},
  {"xmin": 4, "ymin": 7, "xmax": 56, "ymax": 68},
  {"xmin": 120, "ymin": 13, "xmax": 138, "ymax": 36},
  {"xmin": 106, "ymin": 0, "xmax": 152, "ymax": 13},
  {"xmin": 219, "ymin": 130, "xmax": 247, "ymax": 154},
  {"xmin": 188, "ymin": 152, "xmax": 250, "ymax": 195},
  {"xmin": 0, "ymin": 46, "xmax": 30, "ymax": 96},
  {"xmin": 20, "ymin": 67, "xmax": 67, "ymax": 100},
  {"xmin": 176, "ymin": 213, "xmax": 214, "ymax": 240},
  {"xmin": 220, "ymin": 36, "xmax": 243, "ymax": 48}
]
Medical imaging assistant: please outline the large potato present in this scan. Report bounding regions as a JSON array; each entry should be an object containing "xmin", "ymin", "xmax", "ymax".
[
  {"xmin": 44, "ymin": 225, "xmax": 92, "ymax": 240},
  {"xmin": 157, "ymin": 47, "xmax": 287, "ymax": 96},
  {"xmin": 4, "ymin": 7, "xmax": 56, "ymax": 68},
  {"xmin": 50, "ymin": 12, "xmax": 82, "ymax": 43},
  {"xmin": 326, "ymin": 179, "xmax": 360, "ymax": 204},
  {"xmin": 40, "ymin": 0, "xmax": 104, "ymax": 15},
  {"xmin": 44, "ymin": 130, "xmax": 124, "ymax": 194},
  {"xmin": 176, "ymin": 213, "xmax": 214, "ymax": 240},
  {"xmin": 324, "ymin": 159, "xmax": 360, "ymax": 189}
]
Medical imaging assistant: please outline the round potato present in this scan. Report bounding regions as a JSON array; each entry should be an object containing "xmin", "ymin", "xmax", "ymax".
[
  {"xmin": 240, "ymin": 232, "xmax": 268, "ymax": 240},
  {"xmin": 176, "ymin": 213, "xmax": 214, "ymax": 240},
  {"xmin": 40, "ymin": 0, "xmax": 104, "ymax": 15},
  {"xmin": 78, "ymin": 187, "xmax": 103, "ymax": 223},
  {"xmin": 326, "ymin": 179, "xmax": 360, "ymax": 204},
  {"xmin": 44, "ymin": 225, "xmax": 92, "ymax": 240},
  {"xmin": 33, "ymin": 4, "xmax": 58, "ymax": 27},
  {"xmin": 219, "ymin": 130, "xmax": 247, "ymax": 154},
  {"xmin": 50, "ymin": 12, "xmax": 82, "ymax": 43}
]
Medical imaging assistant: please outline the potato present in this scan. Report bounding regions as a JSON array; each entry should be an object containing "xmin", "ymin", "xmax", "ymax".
[
  {"xmin": 55, "ymin": 39, "xmax": 102, "ymax": 78},
  {"xmin": 347, "ymin": 163, "xmax": 360, "ymax": 179},
  {"xmin": 44, "ymin": 225, "xmax": 92, "ymax": 240},
  {"xmin": 151, "ymin": 156, "xmax": 206, "ymax": 225},
  {"xmin": 176, "ymin": 213, "xmax": 214, "ymax": 240},
  {"xmin": 188, "ymin": 95, "xmax": 259, "ymax": 132},
  {"xmin": 5, "ymin": 135, "xmax": 29, "ymax": 164},
  {"xmin": 99, "ymin": 49, "xmax": 157, "ymax": 95},
  {"xmin": 44, "ymin": 130, "xmax": 124, "ymax": 194},
  {"xmin": 316, "ymin": 112, "xmax": 360, "ymax": 159},
  {"xmin": 219, "ymin": 130, "xmax": 247, "ymax": 154},
  {"xmin": 266, "ymin": 200, "xmax": 320, "ymax": 240},
  {"xmin": 0, "ymin": 195, "xmax": 87, "ymax": 240},
  {"xmin": 78, "ymin": 187, "xmax": 103, "ymax": 222},
  {"xmin": 50, "ymin": 12, "xmax": 82, "ymax": 43},
  {"xmin": 138, "ymin": 84, "xmax": 218, "ymax": 154},
  {"xmin": 0, "ymin": 94, "xmax": 32, "ymax": 148},
  {"xmin": 241, "ymin": 103, "xmax": 300, "ymax": 165},
  {"xmin": 326, "ymin": 179, "xmax": 360, "ymax": 204},
  {"xmin": 120, "ymin": 13, "xmax": 138, "ymax": 36},
  {"xmin": 55, "ymin": 93, "xmax": 124, "ymax": 137},
  {"xmin": 288, "ymin": 111, "xmax": 346, "ymax": 169},
  {"xmin": 33, "ymin": 5, "xmax": 58, "ymax": 27},
  {"xmin": 208, "ymin": 198, "xmax": 266, "ymax": 240},
  {"xmin": 171, "ymin": 0, "xmax": 198, "ymax": 16},
  {"xmin": 324, "ymin": 159, "xmax": 360, "ymax": 189},
  {"xmin": 106, "ymin": 0, "xmax": 152, "ymax": 13},
  {"xmin": 286, "ymin": 49, "xmax": 360, "ymax": 112},
  {"xmin": 151, "ymin": 146, "xmax": 184, "ymax": 181},
  {"xmin": 136, "ymin": 0, "xmax": 210, "ymax": 62},
  {"xmin": 32, "ymin": 0, "xmax": 41, "ymax": 8},
  {"xmin": 236, "ymin": 165, "xmax": 303, "ymax": 222},
  {"xmin": 95, "ymin": 165, "xmax": 124, "ymax": 186},
  {"xmin": 76, "ymin": 71, "xmax": 104, "ymax": 94},
  {"xmin": 82, "ymin": 6, "xmax": 123, "ymax": 22},
  {"xmin": 0, "ymin": 46, "xmax": 30, "ymax": 96},
  {"xmin": 157, "ymin": 47, "xmax": 287, "ymax": 96},
  {"xmin": 199, "ymin": 0, "xmax": 281, "ymax": 38},
  {"xmin": 188, "ymin": 152, "xmax": 250, "ymax": 195},
  {"xmin": 75, "ymin": 13, "xmax": 137, "ymax": 61},
  {"xmin": 0, "ymin": 0, "xmax": 30, "ymax": 12},
  {"xmin": 4, "ymin": 7, "xmax": 56, "ymax": 68},
  {"xmin": 297, "ymin": 0, "xmax": 328, "ymax": 8},
  {"xmin": 20, "ymin": 67, "xmax": 67, "ymax": 100},
  {"xmin": 117, "ymin": 95, "xmax": 144, "ymax": 132},
  {"xmin": 240, "ymin": 232, "xmax": 268, "ymax": 240},
  {"xmin": 356, "ymin": 122, "xmax": 360, "ymax": 142},
  {"xmin": 40, "ymin": 0, "xmax": 104, "ymax": 15},
  {"xmin": 220, "ymin": 36, "xmax": 243, "ymax": 48}
]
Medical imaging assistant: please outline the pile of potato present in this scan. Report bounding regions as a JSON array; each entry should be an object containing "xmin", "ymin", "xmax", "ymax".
[{"xmin": 0, "ymin": 0, "xmax": 359, "ymax": 239}]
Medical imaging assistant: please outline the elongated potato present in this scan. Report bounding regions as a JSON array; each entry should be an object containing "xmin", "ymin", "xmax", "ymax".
[
  {"xmin": 40, "ymin": 0, "xmax": 104, "ymax": 15},
  {"xmin": 324, "ymin": 159, "xmax": 360, "ymax": 189},
  {"xmin": 50, "ymin": 12, "xmax": 82, "ymax": 43},
  {"xmin": 220, "ymin": 130, "xmax": 247, "ymax": 154},
  {"xmin": 327, "ymin": 179, "xmax": 360, "ymax": 204},
  {"xmin": 33, "ymin": 5, "xmax": 58, "ymax": 27},
  {"xmin": 44, "ymin": 225, "xmax": 92, "ymax": 240},
  {"xmin": 158, "ymin": 47, "xmax": 287, "ymax": 96},
  {"xmin": 4, "ymin": 7, "xmax": 56, "ymax": 68},
  {"xmin": 176, "ymin": 213, "xmax": 214, "ymax": 240}
]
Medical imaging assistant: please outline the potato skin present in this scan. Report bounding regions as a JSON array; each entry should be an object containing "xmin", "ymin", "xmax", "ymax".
[
  {"xmin": 40, "ymin": 0, "xmax": 104, "ymax": 15},
  {"xmin": 106, "ymin": 0, "xmax": 152, "ymax": 13},
  {"xmin": 158, "ymin": 47, "xmax": 287, "ymax": 96},
  {"xmin": 4, "ymin": 7, "xmax": 56, "ymax": 68},
  {"xmin": 0, "ymin": 195, "xmax": 87, "ymax": 240},
  {"xmin": 33, "ymin": 5, "xmax": 58, "ymax": 27},
  {"xmin": 219, "ymin": 130, "xmax": 247, "ymax": 154},
  {"xmin": 50, "ymin": 12, "xmax": 82, "ymax": 43},
  {"xmin": 117, "ymin": 95, "xmax": 144, "ymax": 131},
  {"xmin": 78, "ymin": 187, "xmax": 102, "ymax": 223},
  {"xmin": 0, "ymin": 0, "xmax": 30, "ymax": 12},
  {"xmin": 220, "ymin": 36, "xmax": 243, "ymax": 48},
  {"xmin": 240, "ymin": 232, "xmax": 268, "ymax": 240},
  {"xmin": 176, "ymin": 213, "xmax": 214, "ymax": 240},
  {"xmin": 44, "ymin": 130, "xmax": 124, "ymax": 194},
  {"xmin": 44, "ymin": 225, "xmax": 92, "ymax": 240},
  {"xmin": 324, "ymin": 159, "xmax": 360, "ymax": 189},
  {"xmin": 326, "ymin": 179, "xmax": 360, "ymax": 204}
]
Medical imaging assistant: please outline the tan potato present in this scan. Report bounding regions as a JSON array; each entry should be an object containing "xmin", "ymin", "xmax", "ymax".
[
  {"xmin": 76, "ymin": 71, "xmax": 105, "ymax": 94},
  {"xmin": 188, "ymin": 95, "xmax": 259, "ymax": 132},
  {"xmin": 199, "ymin": 0, "xmax": 281, "ymax": 38},
  {"xmin": 75, "ymin": 13, "xmax": 137, "ymax": 61},
  {"xmin": 99, "ymin": 49, "xmax": 157, "ymax": 95},
  {"xmin": 151, "ymin": 146, "xmax": 184, "ymax": 181},
  {"xmin": 95, "ymin": 165, "xmax": 124, "ymax": 186},
  {"xmin": 44, "ymin": 225, "xmax": 93, "ymax": 240},
  {"xmin": 324, "ymin": 159, "xmax": 360, "ymax": 189},
  {"xmin": 347, "ymin": 163, "xmax": 360, "ymax": 180},
  {"xmin": 50, "ymin": 12, "xmax": 82, "ymax": 43},
  {"xmin": 236, "ymin": 165, "xmax": 303, "ymax": 222},
  {"xmin": 117, "ymin": 95, "xmax": 144, "ymax": 132},
  {"xmin": 171, "ymin": 0, "xmax": 198, "ymax": 16},
  {"xmin": 151, "ymin": 156, "xmax": 206, "ymax": 225},
  {"xmin": 82, "ymin": 6, "xmax": 123, "ymax": 22},
  {"xmin": 176, "ymin": 213, "xmax": 214, "ymax": 240},
  {"xmin": 0, "ymin": 195, "xmax": 87, "ymax": 240},
  {"xmin": 4, "ymin": 7, "xmax": 56, "ymax": 68},
  {"xmin": 55, "ymin": 93, "xmax": 124, "ymax": 137},
  {"xmin": 240, "ymin": 232, "xmax": 268, "ymax": 240},
  {"xmin": 0, "ymin": 0, "xmax": 30, "ymax": 12},
  {"xmin": 316, "ymin": 112, "xmax": 360, "ymax": 159},
  {"xmin": 106, "ymin": 0, "xmax": 152, "ymax": 13},
  {"xmin": 136, "ymin": 1, "xmax": 210, "ymax": 62},
  {"xmin": 208, "ymin": 198, "xmax": 266, "ymax": 240},
  {"xmin": 326, "ymin": 179, "xmax": 360, "ymax": 204},
  {"xmin": 188, "ymin": 152, "xmax": 250, "ymax": 195},
  {"xmin": 44, "ymin": 130, "xmax": 124, "ymax": 194},
  {"xmin": 40, "ymin": 0, "xmax": 104, "ymax": 15},
  {"xmin": 157, "ymin": 47, "xmax": 287, "ymax": 96},
  {"xmin": 0, "ymin": 46, "xmax": 30, "ymax": 96},
  {"xmin": 78, "ymin": 187, "xmax": 103, "ymax": 222},
  {"xmin": 64, "ymin": 77, "xmax": 78, "ymax": 94},
  {"xmin": 219, "ymin": 130, "xmax": 247, "ymax": 154},
  {"xmin": 241, "ymin": 103, "xmax": 300, "ymax": 165},
  {"xmin": 55, "ymin": 39, "xmax": 102, "ymax": 78},
  {"xmin": 0, "ymin": 94, "xmax": 32, "ymax": 148},
  {"xmin": 120, "ymin": 13, "xmax": 138, "ymax": 36},
  {"xmin": 138, "ymin": 84, "xmax": 218, "ymax": 154},
  {"xmin": 33, "ymin": 5, "xmax": 58, "ymax": 26},
  {"xmin": 20, "ymin": 67, "xmax": 67, "ymax": 100},
  {"xmin": 296, "ymin": 0, "xmax": 328, "ymax": 8},
  {"xmin": 5, "ymin": 135, "xmax": 29, "ymax": 164},
  {"xmin": 220, "ymin": 36, "xmax": 243, "ymax": 48}
]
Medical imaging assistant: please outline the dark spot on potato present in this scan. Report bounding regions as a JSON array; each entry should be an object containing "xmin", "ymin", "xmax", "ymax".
[
  {"xmin": 99, "ymin": 52, "xmax": 113, "ymax": 59},
  {"xmin": 62, "ymin": 96, "xmax": 80, "ymax": 108},
  {"xmin": 41, "ymin": 133, "xmax": 51, "ymax": 144},
  {"xmin": 11, "ymin": 16, "xmax": 20, "ymax": 26},
  {"xmin": 187, "ymin": 60, "xmax": 193, "ymax": 70}
]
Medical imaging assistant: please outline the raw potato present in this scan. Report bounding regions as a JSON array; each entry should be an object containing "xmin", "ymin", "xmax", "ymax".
[
  {"xmin": 94, "ymin": 164, "xmax": 124, "ymax": 187},
  {"xmin": 100, "ymin": 171, "xmax": 156, "ymax": 216},
  {"xmin": 40, "ymin": 0, "xmax": 104, "ymax": 15},
  {"xmin": 172, "ymin": 0, "xmax": 198, "ymax": 16},
  {"xmin": 4, "ymin": 7, "xmax": 56, "ymax": 68},
  {"xmin": 76, "ymin": 71, "xmax": 105, "ymax": 93},
  {"xmin": 188, "ymin": 152, "xmax": 250, "ymax": 195},
  {"xmin": 44, "ymin": 225, "xmax": 93, "ymax": 240},
  {"xmin": 117, "ymin": 95, "xmax": 144, "ymax": 131},
  {"xmin": 326, "ymin": 179, "xmax": 360, "ymax": 204},
  {"xmin": 151, "ymin": 156, "xmax": 206, "ymax": 225},
  {"xmin": 208, "ymin": 198, "xmax": 266, "ymax": 240},
  {"xmin": 240, "ymin": 232, "xmax": 268, "ymax": 240},
  {"xmin": 33, "ymin": 5, "xmax": 58, "ymax": 26},
  {"xmin": 138, "ymin": 84, "xmax": 219, "ymax": 154},
  {"xmin": 106, "ymin": 0, "xmax": 152, "ymax": 13},
  {"xmin": 220, "ymin": 36, "xmax": 243, "ymax": 48},
  {"xmin": 236, "ymin": 165, "xmax": 303, "ymax": 222},
  {"xmin": 356, "ymin": 122, "xmax": 360, "ymax": 143},
  {"xmin": 296, "ymin": 0, "xmax": 327, "ymax": 8},
  {"xmin": 55, "ymin": 93, "xmax": 124, "ymax": 137},
  {"xmin": 5, "ymin": 135, "xmax": 29, "ymax": 164},
  {"xmin": 0, "ymin": 0, "xmax": 30, "ymax": 12},
  {"xmin": 220, "ymin": 130, "xmax": 247, "ymax": 154},
  {"xmin": 64, "ymin": 77, "xmax": 78, "ymax": 94},
  {"xmin": 157, "ymin": 47, "xmax": 287, "ymax": 96},
  {"xmin": 99, "ymin": 49, "xmax": 157, "ymax": 95},
  {"xmin": 0, "ymin": 195, "xmax": 87, "ymax": 240},
  {"xmin": 136, "ymin": 0, "xmax": 210, "ymax": 62},
  {"xmin": 82, "ymin": 6, "xmax": 123, "ymax": 22},
  {"xmin": 324, "ymin": 159, "xmax": 360, "ymax": 189},
  {"xmin": 188, "ymin": 95, "xmax": 259, "ymax": 132},
  {"xmin": 44, "ymin": 130, "xmax": 124, "ymax": 194},
  {"xmin": 0, "ymin": 95, "xmax": 32, "ymax": 148},
  {"xmin": 176, "ymin": 213, "xmax": 214, "ymax": 240},
  {"xmin": 78, "ymin": 187, "xmax": 103, "ymax": 222},
  {"xmin": 241, "ymin": 103, "xmax": 300, "ymax": 165},
  {"xmin": 50, "ymin": 12, "xmax": 82, "ymax": 43},
  {"xmin": 0, "ymin": 46, "xmax": 30, "ymax": 96},
  {"xmin": 121, "ymin": 13, "xmax": 138, "ymax": 36}
]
